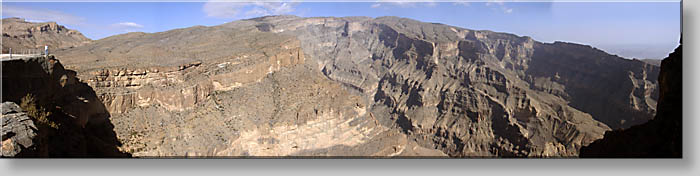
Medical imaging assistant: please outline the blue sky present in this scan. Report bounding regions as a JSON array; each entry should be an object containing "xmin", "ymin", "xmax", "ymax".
[{"xmin": 2, "ymin": 1, "xmax": 681, "ymax": 59}]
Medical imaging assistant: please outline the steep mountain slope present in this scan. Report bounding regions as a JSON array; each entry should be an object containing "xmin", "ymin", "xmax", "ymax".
[
  {"xmin": 580, "ymin": 43, "xmax": 682, "ymax": 158},
  {"xmin": 1, "ymin": 18, "xmax": 91, "ymax": 53},
  {"xmin": 47, "ymin": 15, "xmax": 660, "ymax": 157}
]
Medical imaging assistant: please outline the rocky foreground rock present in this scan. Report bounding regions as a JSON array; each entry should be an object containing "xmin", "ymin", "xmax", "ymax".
[
  {"xmin": 1, "ymin": 55, "xmax": 128, "ymax": 157},
  {"xmin": 1, "ymin": 102, "xmax": 38, "ymax": 157},
  {"xmin": 2, "ymin": 16, "xmax": 665, "ymax": 157}
]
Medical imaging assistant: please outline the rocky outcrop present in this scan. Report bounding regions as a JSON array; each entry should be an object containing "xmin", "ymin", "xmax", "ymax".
[
  {"xmin": 580, "ymin": 43, "xmax": 682, "ymax": 158},
  {"xmin": 73, "ymin": 37, "xmax": 305, "ymax": 113},
  {"xmin": 47, "ymin": 21, "xmax": 416, "ymax": 157},
  {"xmin": 45, "ymin": 15, "xmax": 664, "ymax": 157},
  {"xmin": 2, "ymin": 55, "xmax": 102, "ymax": 128},
  {"xmin": 1, "ymin": 55, "xmax": 128, "ymax": 157},
  {"xmin": 257, "ymin": 16, "xmax": 652, "ymax": 157},
  {"xmin": 1, "ymin": 102, "xmax": 38, "ymax": 157},
  {"xmin": 2, "ymin": 18, "xmax": 91, "ymax": 53}
]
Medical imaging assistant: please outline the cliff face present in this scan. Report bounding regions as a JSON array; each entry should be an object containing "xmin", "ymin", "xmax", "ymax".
[
  {"xmin": 580, "ymin": 44, "xmax": 682, "ymax": 158},
  {"xmin": 1, "ymin": 56, "xmax": 128, "ymax": 157},
  {"xmin": 1, "ymin": 17, "xmax": 91, "ymax": 53},
  {"xmin": 49, "ymin": 19, "xmax": 431, "ymax": 157},
  {"xmin": 37, "ymin": 16, "xmax": 662, "ymax": 157},
  {"xmin": 528, "ymin": 42, "xmax": 660, "ymax": 129},
  {"xmin": 254, "ymin": 16, "xmax": 655, "ymax": 156}
]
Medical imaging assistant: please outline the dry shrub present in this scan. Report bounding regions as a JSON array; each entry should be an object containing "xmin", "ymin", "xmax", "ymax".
[{"xmin": 19, "ymin": 94, "xmax": 58, "ymax": 129}]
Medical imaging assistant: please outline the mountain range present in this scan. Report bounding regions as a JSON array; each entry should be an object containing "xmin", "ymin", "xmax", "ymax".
[{"xmin": 1, "ymin": 16, "xmax": 675, "ymax": 157}]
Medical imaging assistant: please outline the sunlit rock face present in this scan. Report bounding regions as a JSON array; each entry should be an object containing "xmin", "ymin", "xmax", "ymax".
[
  {"xmin": 48, "ymin": 15, "xmax": 658, "ymax": 157},
  {"xmin": 2, "ymin": 17, "xmax": 91, "ymax": 53}
]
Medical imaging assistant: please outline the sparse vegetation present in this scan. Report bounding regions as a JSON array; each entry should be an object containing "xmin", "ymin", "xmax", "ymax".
[
  {"xmin": 19, "ymin": 94, "xmax": 59, "ymax": 129},
  {"xmin": 18, "ymin": 93, "xmax": 60, "ymax": 157}
]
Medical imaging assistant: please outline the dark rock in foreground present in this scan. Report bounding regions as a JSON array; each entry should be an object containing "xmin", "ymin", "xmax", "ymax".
[
  {"xmin": 580, "ymin": 43, "xmax": 682, "ymax": 158},
  {"xmin": 1, "ymin": 55, "xmax": 129, "ymax": 157},
  {"xmin": 1, "ymin": 102, "xmax": 38, "ymax": 157}
]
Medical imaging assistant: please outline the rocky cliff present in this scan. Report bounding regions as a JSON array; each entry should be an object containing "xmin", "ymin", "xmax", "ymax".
[
  {"xmin": 226, "ymin": 16, "xmax": 654, "ymax": 157},
  {"xmin": 1, "ymin": 55, "xmax": 128, "ymax": 157},
  {"xmin": 2, "ymin": 17, "xmax": 91, "ymax": 53},
  {"xmin": 5, "ymin": 15, "xmax": 662, "ymax": 157},
  {"xmin": 579, "ymin": 43, "xmax": 682, "ymax": 158}
]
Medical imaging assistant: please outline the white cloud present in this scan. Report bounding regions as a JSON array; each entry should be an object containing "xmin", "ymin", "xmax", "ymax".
[
  {"xmin": 203, "ymin": 2, "xmax": 247, "ymax": 19},
  {"xmin": 1, "ymin": 5, "xmax": 86, "ymax": 27},
  {"xmin": 504, "ymin": 8, "xmax": 513, "ymax": 14},
  {"xmin": 371, "ymin": 0, "xmax": 437, "ymax": 9},
  {"xmin": 486, "ymin": 1, "xmax": 505, "ymax": 6},
  {"xmin": 113, "ymin": 22, "xmax": 144, "ymax": 28},
  {"xmin": 110, "ymin": 22, "xmax": 144, "ymax": 32},
  {"xmin": 202, "ymin": 1, "xmax": 298, "ymax": 19},
  {"xmin": 25, "ymin": 19, "xmax": 47, "ymax": 23},
  {"xmin": 485, "ymin": 0, "xmax": 513, "ymax": 14},
  {"xmin": 386, "ymin": 1, "xmax": 413, "ymax": 7},
  {"xmin": 453, "ymin": 2, "xmax": 470, "ymax": 7},
  {"xmin": 246, "ymin": 2, "xmax": 296, "ymax": 17}
]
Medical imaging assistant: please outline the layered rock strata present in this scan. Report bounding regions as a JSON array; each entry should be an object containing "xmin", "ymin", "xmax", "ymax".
[{"xmin": 41, "ymin": 16, "xmax": 664, "ymax": 157}]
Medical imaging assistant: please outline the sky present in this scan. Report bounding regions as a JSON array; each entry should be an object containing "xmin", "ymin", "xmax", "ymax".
[{"xmin": 1, "ymin": 1, "xmax": 681, "ymax": 59}]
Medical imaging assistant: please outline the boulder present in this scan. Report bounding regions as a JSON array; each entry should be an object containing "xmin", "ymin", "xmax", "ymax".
[{"xmin": 1, "ymin": 102, "xmax": 38, "ymax": 157}]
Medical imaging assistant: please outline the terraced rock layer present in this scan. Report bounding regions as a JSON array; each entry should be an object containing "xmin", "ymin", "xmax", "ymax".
[{"xmin": 44, "ymin": 16, "xmax": 661, "ymax": 157}]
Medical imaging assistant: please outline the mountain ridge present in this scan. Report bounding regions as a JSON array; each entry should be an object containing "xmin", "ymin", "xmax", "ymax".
[
  {"xmin": 2, "ymin": 17, "xmax": 91, "ymax": 53},
  {"xmin": 3, "ymin": 15, "xmax": 663, "ymax": 157}
]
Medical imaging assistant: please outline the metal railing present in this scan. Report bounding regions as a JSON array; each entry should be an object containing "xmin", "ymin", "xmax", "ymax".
[{"xmin": 1, "ymin": 47, "xmax": 49, "ymax": 60}]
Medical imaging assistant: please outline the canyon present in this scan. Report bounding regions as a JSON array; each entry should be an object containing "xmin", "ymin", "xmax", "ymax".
[
  {"xmin": 580, "ymin": 42, "xmax": 682, "ymax": 158},
  {"xmin": 2, "ymin": 16, "xmax": 667, "ymax": 157}
]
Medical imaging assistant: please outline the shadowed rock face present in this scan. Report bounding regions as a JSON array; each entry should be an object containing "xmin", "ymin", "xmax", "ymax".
[
  {"xmin": 580, "ymin": 43, "xmax": 682, "ymax": 158},
  {"xmin": 39, "ymin": 15, "xmax": 661, "ymax": 157},
  {"xmin": 2, "ymin": 18, "xmax": 91, "ymax": 53},
  {"xmin": 1, "ymin": 56, "xmax": 129, "ymax": 157},
  {"xmin": 528, "ymin": 42, "xmax": 659, "ymax": 129}
]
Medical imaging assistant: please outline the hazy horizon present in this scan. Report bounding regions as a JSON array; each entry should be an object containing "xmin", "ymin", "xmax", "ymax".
[{"xmin": 2, "ymin": 1, "xmax": 681, "ymax": 59}]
